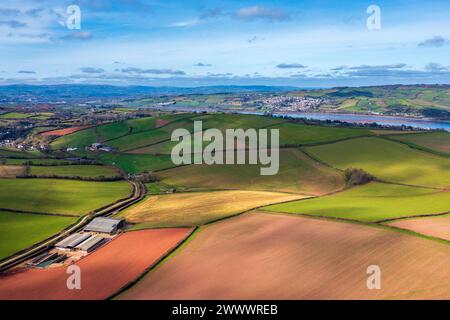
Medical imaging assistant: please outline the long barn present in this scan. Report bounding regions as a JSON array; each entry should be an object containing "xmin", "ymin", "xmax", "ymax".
[{"xmin": 83, "ymin": 217, "xmax": 124, "ymax": 234}]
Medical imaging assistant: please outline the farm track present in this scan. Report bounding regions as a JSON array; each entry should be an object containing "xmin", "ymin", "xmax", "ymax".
[{"xmin": 0, "ymin": 180, "xmax": 146, "ymax": 272}]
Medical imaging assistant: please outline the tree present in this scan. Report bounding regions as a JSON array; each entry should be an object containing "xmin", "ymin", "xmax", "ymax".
[{"xmin": 345, "ymin": 167, "xmax": 374, "ymax": 186}]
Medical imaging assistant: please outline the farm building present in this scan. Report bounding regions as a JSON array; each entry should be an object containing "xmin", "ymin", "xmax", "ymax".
[
  {"xmin": 83, "ymin": 217, "xmax": 124, "ymax": 234},
  {"xmin": 90, "ymin": 143, "xmax": 103, "ymax": 150},
  {"xmin": 75, "ymin": 236, "xmax": 107, "ymax": 254},
  {"xmin": 55, "ymin": 233, "xmax": 92, "ymax": 250},
  {"xmin": 88, "ymin": 143, "xmax": 113, "ymax": 152}
]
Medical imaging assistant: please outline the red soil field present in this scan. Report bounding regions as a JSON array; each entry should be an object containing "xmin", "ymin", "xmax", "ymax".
[
  {"xmin": 119, "ymin": 212, "xmax": 450, "ymax": 300},
  {"xmin": 155, "ymin": 119, "xmax": 170, "ymax": 128},
  {"xmin": 40, "ymin": 125, "xmax": 93, "ymax": 137},
  {"xmin": 0, "ymin": 228, "xmax": 193, "ymax": 300},
  {"xmin": 388, "ymin": 215, "xmax": 450, "ymax": 242}
]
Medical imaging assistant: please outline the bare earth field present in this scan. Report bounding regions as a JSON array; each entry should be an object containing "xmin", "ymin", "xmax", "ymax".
[
  {"xmin": 40, "ymin": 126, "xmax": 93, "ymax": 137},
  {"xmin": 388, "ymin": 214, "xmax": 450, "ymax": 242},
  {"xmin": 155, "ymin": 119, "xmax": 170, "ymax": 128},
  {"xmin": 120, "ymin": 190, "xmax": 307, "ymax": 228},
  {"xmin": 0, "ymin": 228, "xmax": 193, "ymax": 300},
  {"xmin": 0, "ymin": 165, "xmax": 24, "ymax": 178},
  {"xmin": 119, "ymin": 212, "xmax": 450, "ymax": 300}
]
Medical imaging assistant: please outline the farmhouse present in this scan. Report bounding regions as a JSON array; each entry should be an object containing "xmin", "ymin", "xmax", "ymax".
[{"xmin": 83, "ymin": 217, "xmax": 124, "ymax": 234}]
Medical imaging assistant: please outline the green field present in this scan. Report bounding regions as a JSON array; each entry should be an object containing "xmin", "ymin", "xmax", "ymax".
[
  {"xmin": 50, "ymin": 127, "xmax": 98, "ymax": 149},
  {"xmin": 129, "ymin": 120, "xmax": 372, "ymax": 155},
  {"xmin": 389, "ymin": 132, "xmax": 450, "ymax": 155},
  {"xmin": 264, "ymin": 182, "xmax": 450, "ymax": 222},
  {"xmin": 98, "ymin": 153, "xmax": 175, "ymax": 174},
  {"xmin": 0, "ymin": 112, "xmax": 31, "ymax": 119},
  {"xmin": 50, "ymin": 114, "xmax": 195, "ymax": 150},
  {"xmin": 157, "ymin": 148, "xmax": 345, "ymax": 195},
  {"xmin": 107, "ymin": 127, "xmax": 172, "ymax": 151},
  {"xmin": 0, "ymin": 179, "xmax": 131, "ymax": 215},
  {"xmin": 275, "ymin": 123, "xmax": 372, "ymax": 146},
  {"xmin": 29, "ymin": 165, "xmax": 121, "ymax": 178},
  {"xmin": 109, "ymin": 113, "xmax": 284, "ymax": 152},
  {"xmin": 0, "ymin": 148, "xmax": 44, "ymax": 158},
  {"xmin": 0, "ymin": 211, "xmax": 76, "ymax": 260},
  {"xmin": 306, "ymin": 137, "xmax": 450, "ymax": 188},
  {"xmin": 5, "ymin": 158, "xmax": 76, "ymax": 165}
]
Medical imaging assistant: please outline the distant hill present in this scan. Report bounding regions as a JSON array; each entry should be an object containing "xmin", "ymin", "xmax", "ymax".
[{"xmin": 0, "ymin": 84, "xmax": 298, "ymax": 102}]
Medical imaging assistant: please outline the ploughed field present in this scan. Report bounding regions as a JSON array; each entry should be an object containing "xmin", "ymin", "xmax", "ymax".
[
  {"xmin": 0, "ymin": 179, "xmax": 131, "ymax": 215},
  {"xmin": 388, "ymin": 214, "xmax": 450, "ymax": 242},
  {"xmin": 119, "ymin": 190, "xmax": 307, "ymax": 228},
  {"xmin": 119, "ymin": 212, "xmax": 450, "ymax": 300},
  {"xmin": 0, "ymin": 165, "xmax": 24, "ymax": 178},
  {"xmin": 0, "ymin": 229, "xmax": 193, "ymax": 299},
  {"xmin": 40, "ymin": 125, "xmax": 93, "ymax": 137}
]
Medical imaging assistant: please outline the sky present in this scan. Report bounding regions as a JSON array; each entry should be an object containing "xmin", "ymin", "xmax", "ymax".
[{"xmin": 0, "ymin": 0, "xmax": 450, "ymax": 87}]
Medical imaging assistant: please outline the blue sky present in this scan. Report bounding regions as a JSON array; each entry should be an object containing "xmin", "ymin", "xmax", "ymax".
[{"xmin": 0, "ymin": 0, "xmax": 450, "ymax": 87}]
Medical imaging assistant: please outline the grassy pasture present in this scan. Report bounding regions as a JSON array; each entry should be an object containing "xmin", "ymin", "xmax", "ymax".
[
  {"xmin": 0, "ymin": 211, "xmax": 76, "ymax": 260},
  {"xmin": 0, "ymin": 148, "xmax": 44, "ymax": 158},
  {"xmin": 389, "ymin": 132, "xmax": 450, "ymax": 155},
  {"xmin": 0, "ymin": 179, "xmax": 131, "ymax": 215},
  {"xmin": 264, "ymin": 182, "xmax": 450, "ymax": 222},
  {"xmin": 0, "ymin": 112, "xmax": 31, "ymax": 119},
  {"xmin": 107, "ymin": 128, "xmax": 171, "ymax": 151},
  {"xmin": 196, "ymin": 113, "xmax": 285, "ymax": 130},
  {"xmin": 5, "ymin": 158, "xmax": 76, "ymax": 165},
  {"xmin": 50, "ymin": 127, "xmax": 97, "ymax": 149},
  {"xmin": 306, "ymin": 137, "xmax": 450, "ymax": 188},
  {"xmin": 274, "ymin": 123, "xmax": 372, "ymax": 146},
  {"xmin": 50, "ymin": 118, "xmax": 153, "ymax": 149},
  {"xmin": 98, "ymin": 153, "xmax": 175, "ymax": 174},
  {"xmin": 126, "ymin": 113, "xmax": 285, "ymax": 154},
  {"xmin": 120, "ymin": 190, "xmax": 306, "ymax": 228},
  {"xmin": 28, "ymin": 165, "xmax": 121, "ymax": 178},
  {"xmin": 129, "ymin": 121, "xmax": 372, "ymax": 155},
  {"xmin": 157, "ymin": 148, "xmax": 345, "ymax": 195},
  {"xmin": 51, "ymin": 114, "xmax": 197, "ymax": 151}
]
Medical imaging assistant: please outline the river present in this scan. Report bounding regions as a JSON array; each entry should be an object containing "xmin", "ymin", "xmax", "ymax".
[{"xmin": 269, "ymin": 112, "xmax": 450, "ymax": 131}]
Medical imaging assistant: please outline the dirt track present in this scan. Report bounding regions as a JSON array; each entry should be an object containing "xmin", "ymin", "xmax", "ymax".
[
  {"xmin": 0, "ymin": 228, "xmax": 193, "ymax": 300},
  {"xmin": 119, "ymin": 212, "xmax": 450, "ymax": 300}
]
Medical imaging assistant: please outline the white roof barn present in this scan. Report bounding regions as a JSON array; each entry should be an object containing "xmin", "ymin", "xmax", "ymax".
[{"xmin": 83, "ymin": 217, "xmax": 124, "ymax": 234}]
